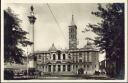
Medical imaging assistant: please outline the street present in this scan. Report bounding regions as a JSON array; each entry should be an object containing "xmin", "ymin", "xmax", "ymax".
[{"xmin": 13, "ymin": 75, "xmax": 114, "ymax": 80}]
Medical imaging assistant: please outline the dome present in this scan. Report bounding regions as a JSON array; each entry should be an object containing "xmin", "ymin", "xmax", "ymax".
[
  {"xmin": 81, "ymin": 41, "xmax": 97, "ymax": 51},
  {"xmin": 83, "ymin": 44, "xmax": 94, "ymax": 50}
]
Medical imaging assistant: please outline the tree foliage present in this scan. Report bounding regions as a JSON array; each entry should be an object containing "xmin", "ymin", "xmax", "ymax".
[
  {"xmin": 4, "ymin": 8, "xmax": 33, "ymax": 64},
  {"xmin": 87, "ymin": 3, "xmax": 124, "ymax": 78}
]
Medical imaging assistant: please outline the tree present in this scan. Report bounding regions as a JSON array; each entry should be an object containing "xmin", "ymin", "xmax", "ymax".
[
  {"xmin": 4, "ymin": 8, "xmax": 32, "ymax": 64},
  {"xmin": 87, "ymin": 3, "xmax": 124, "ymax": 78}
]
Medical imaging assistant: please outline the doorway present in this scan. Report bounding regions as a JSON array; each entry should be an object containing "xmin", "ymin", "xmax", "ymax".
[{"xmin": 78, "ymin": 68, "xmax": 84, "ymax": 75}]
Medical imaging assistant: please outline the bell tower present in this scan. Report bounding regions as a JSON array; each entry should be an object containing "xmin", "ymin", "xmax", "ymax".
[{"xmin": 69, "ymin": 15, "xmax": 77, "ymax": 50}]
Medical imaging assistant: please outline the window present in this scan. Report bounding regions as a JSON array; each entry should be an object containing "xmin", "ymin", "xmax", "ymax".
[
  {"xmin": 58, "ymin": 65, "xmax": 61, "ymax": 72},
  {"xmin": 34, "ymin": 56, "xmax": 37, "ymax": 61},
  {"xmin": 87, "ymin": 65, "xmax": 89, "ymax": 70},
  {"xmin": 38, "ymin": 54, "xmax": 41, "ymax": 59},
  {"xmin": 70, "ymin": 28, "xmax": 74, "ymax": 33},
  {"xmin": 53, "ymin": 54, "xmax": 56, "ymax": 60},
  {"xmin": 76, "ymin": 56, "xmax": 78, "ymax": 62},
  {"xmin": 79, "ymin": 59, "xmax": 82, "ymax": 63},
  {"xmin": 70, "ymin": 29, "xmax": 71, "ymax": 33},
  {"xmin": 46, "ymin": 66, "xmax": 47, "ymax": 69},
  {"xmin": 48, "ymin": 65, "xmax": 51, "ymax": 72},
  {"xmin": 57, "ymin": 50, "xmax": 61, "ymax": 60},
  {"xmin": 79, "ymin": 53, "xmax": 82, "ymax": 57},
  {"xmin": 72, "ymin": 29, "xmax": 74, "ymax": 32},
  {"xmin": 63, "ymin": 54, "xmax": 66, "ymax": 60},
  {"xmin": 58, "ymin": 54, "xmax": 61, "ymax": 60},
  {"xmin": 76, "ymin": 65, "xmax": 78, "ymax": 68},
  {"xmin": 72, "ymin": 35, "xmax": 74, "ymax": 39},
  {"xmin": 53, "ymin": 65, "xmax": 56, "ymax": 72},
  {"xmin": 67, "ymin": 65, "xmax": 71, "ymax": 71},
  {"xmin": 84, "ymin": 65, "xmax": 86, "ymax": 68},
  {"xmin": 63, "ymin": 65, "xmax": 65, "ymax": 71},
  {"xmin": 42, "ymin": 56, "xmax": 44, "ymax": 63},
  {"xmin": 71, "ymin": 35, "xmax": 75, "ymax": 39}
]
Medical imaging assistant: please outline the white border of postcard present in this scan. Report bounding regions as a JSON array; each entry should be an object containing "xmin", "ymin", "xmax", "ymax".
[{"xmin": 1, "ymin": 0, "xmax": 128, "ymax": 82}]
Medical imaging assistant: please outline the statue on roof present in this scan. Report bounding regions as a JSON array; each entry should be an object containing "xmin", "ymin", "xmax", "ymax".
[
  {"xmin": 31, "ymin": 5, "xmax": 34, "ymax": 12},
  {"xmin": 49, "ymin": 43, "xmax": 57, "ymax": 51}
]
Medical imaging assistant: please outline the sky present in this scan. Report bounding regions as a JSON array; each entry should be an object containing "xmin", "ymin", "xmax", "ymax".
[{"xmin": 4, "ymin": 3, "xmax": 105, "ymax": 61}]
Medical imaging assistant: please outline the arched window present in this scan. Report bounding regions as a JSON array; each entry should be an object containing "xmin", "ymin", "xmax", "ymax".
[
  {"xmin": 63, "ymin": 65, "xmax": 65, "ymax": 71},
  {"xmin": 57, "ymin": 51, "xmax": 61, "ymax": 60},
  {"xmin": 48, "ymin": 65, "xmax": 51, "ymax": 72},
  {"xmin": 63, "ymin": 54, "xmax": 66, "ymax": 60},
  {"xmin": 38, "ymin": 54, "xmax": 41, "ymax": 59},
  {"xmin": 79, "ymin": 59, "xmax": 82, "ymax": 63},
  {"xmin": 76, "ymin": 65, "xmax": 78, "ymax": 68},
  {"xmin": 58, "ymin": 65, "xmax": 61, "ymax": 72},
  {"xmin": 84, "ymin": 65, "xmax": 86, "ymax": 68},
  {"xmin": 58, "ymin": 54, "xmax": 61, "ymax": 60},
  {"xmin": 68, "ymin": 65, "xmax": 71, "ymax": 71},
  {"xmin": 87, "ymin": 65, "xmax": 89, "ymax": 70},
  {"xmin": 53, "ymin": 54, "xmax": 56, "ymax": 60}
]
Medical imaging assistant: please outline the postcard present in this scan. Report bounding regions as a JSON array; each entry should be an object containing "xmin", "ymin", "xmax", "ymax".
[{"xmin": 1, "ymin": 0, "xmax": 128, "ymax": 82}]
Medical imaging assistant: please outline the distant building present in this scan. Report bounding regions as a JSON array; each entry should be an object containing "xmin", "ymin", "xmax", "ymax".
[{"xmin": 29, "ymin": 15, "xmax": 100, "ymax": 75}]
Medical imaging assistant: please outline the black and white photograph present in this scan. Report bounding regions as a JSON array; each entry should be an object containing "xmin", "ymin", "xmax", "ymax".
[{"xmin": 1, "ymin": 0, "xmax": 128, "ymax": 82}]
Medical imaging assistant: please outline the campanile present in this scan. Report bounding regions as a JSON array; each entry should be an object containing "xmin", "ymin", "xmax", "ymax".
[{"xmin": 69, "ymin": 15, "xmax": 77, "ymax": 50}]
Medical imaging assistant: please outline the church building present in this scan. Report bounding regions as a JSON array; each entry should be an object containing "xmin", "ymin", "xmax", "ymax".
[{"xmin": 29, "ymin": 14, "xmax": 99, "ymax": 75}]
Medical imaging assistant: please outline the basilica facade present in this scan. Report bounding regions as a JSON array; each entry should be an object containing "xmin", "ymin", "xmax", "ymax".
[{"xmin": 30, "ymin": 15, "xmax": 99, "ymax": 75}]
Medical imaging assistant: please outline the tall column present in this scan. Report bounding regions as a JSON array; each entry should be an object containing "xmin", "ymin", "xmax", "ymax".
[
  {"xmin": 65, "ymin": 65, "xmax": 67, "ymax": 72},
  {"xmin": 27, "ymin": 6, "xmax": 37, "ymax": 69},
  {"xmin": 61, "ymin": 65, "xmax": 63, "ymax": 72},
  {"xmin": 51, "ymin": 65, "xmax": 53, "ymax": 73},
  {"xmin": 28, "ymin": 6, "xmax": 36, "ymax": 53}
]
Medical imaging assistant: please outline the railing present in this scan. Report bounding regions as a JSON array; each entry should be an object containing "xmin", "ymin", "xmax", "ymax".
[{"xmin": 40, "ymin": 59, "xmax": 74, "ymax": 64}]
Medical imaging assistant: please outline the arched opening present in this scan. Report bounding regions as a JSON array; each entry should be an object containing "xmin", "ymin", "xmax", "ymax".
[
  {"xmin": 53, "ymin": 54, "xmax": 56, "ymax": 60},
  {"xmin": 78, "ymin": 68, "xmax": 84, "ymax": 75},
  {"xmin": 79, "ymin": 59, "xmax": 82, "ymax": 63},
  {"xmin": 63, "ymin": 54, "xmax": 66, "ymax": 60},
  {"xmin": 57, "ymin": 50, "xmax": 61, "ymax": 60}
]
